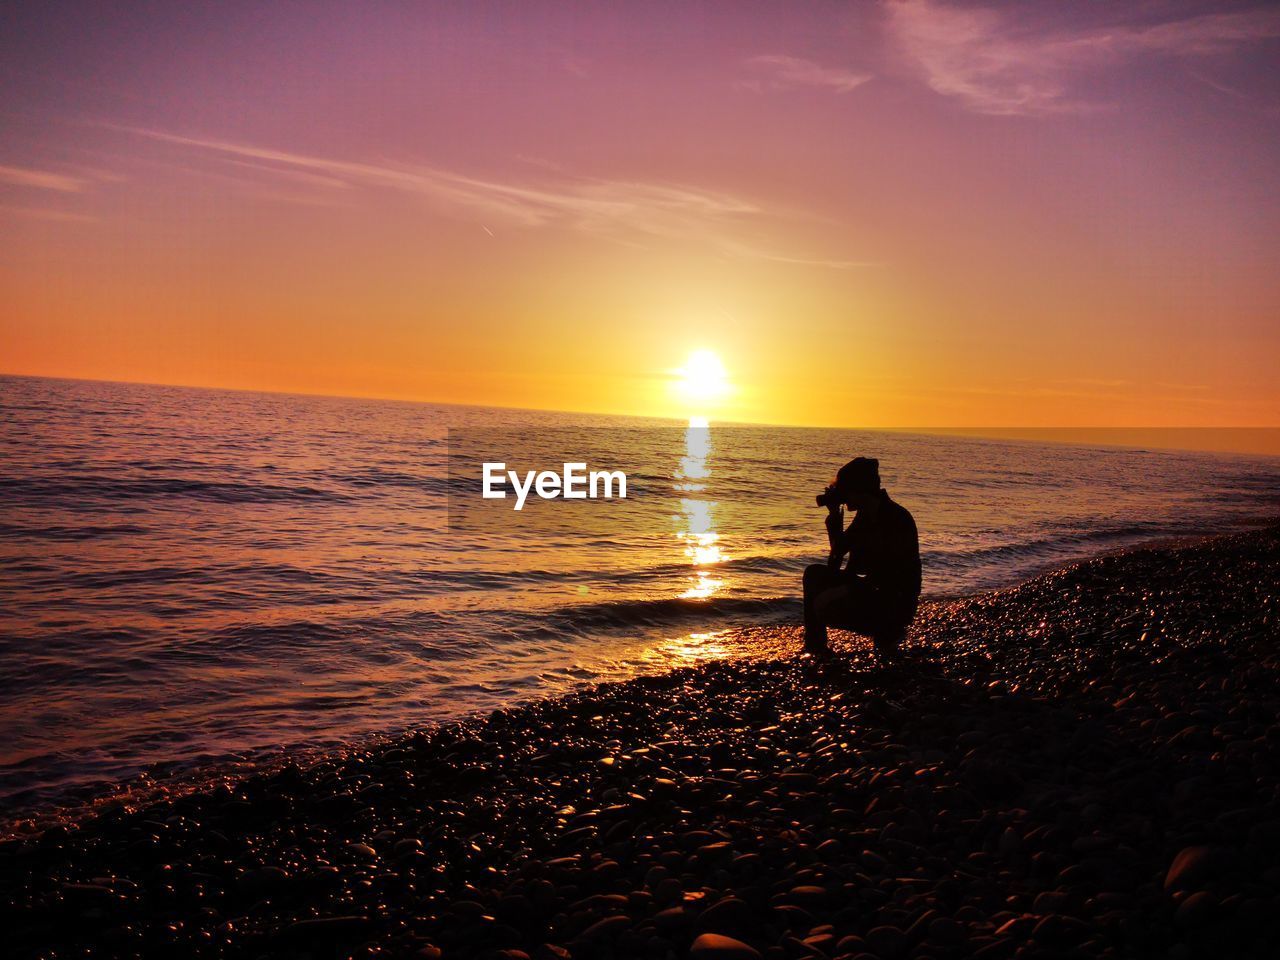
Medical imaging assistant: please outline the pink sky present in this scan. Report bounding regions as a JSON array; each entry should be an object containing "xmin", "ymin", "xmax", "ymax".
[{"xmin": 2, "ymin": 1, "xmax": 1278, "ymax": 430}]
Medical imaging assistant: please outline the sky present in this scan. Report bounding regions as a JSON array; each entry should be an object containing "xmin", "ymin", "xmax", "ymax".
[{"xmin": 1, "ymin": 0, "xmax": 1278, "ymax": 435}]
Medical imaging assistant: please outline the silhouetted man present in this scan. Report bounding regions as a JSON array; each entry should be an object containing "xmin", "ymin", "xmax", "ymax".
[{"xmin": 804, "ymin": 457, "xmax": 921, "ymax": 660}]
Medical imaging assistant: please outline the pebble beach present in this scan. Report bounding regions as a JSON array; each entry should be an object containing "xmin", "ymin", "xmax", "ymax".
[{"xmin": 4, "ymin": 525, "xmax": 1278, "ymax": 960}]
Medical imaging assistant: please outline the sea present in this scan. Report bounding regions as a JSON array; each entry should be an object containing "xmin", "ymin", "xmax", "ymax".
[{"xmin": 2, "ymin": 374, "xmax": 1277, "ymax": 824}]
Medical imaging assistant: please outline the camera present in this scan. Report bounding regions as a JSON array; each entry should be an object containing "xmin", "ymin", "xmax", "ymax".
[{"xmin": 815, "ymin": 486, "xmax": 841, "ymax": 509}]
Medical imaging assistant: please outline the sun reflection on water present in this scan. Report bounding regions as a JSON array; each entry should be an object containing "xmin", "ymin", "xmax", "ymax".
[
  {"xmin": 675, "ymin": 417, "xmax": 725, "ymax": 599},
  {"xmin": 640, "ymin": 630, "xmax": 732, "ymax": 668}
]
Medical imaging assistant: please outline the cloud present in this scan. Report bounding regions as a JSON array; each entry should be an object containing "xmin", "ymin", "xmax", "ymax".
[
  {"xmin": 561, "ymin": 57, "xmax": 590, "ymax": 79},
  {"xmin": 115, "ymin": 126, "xmax": 867, "ymax": 268},
  {"xmin": 223, "ymin": 157, "xmax": 350, "ymax": 189},
  {"xmin": 0, "ymin": 164, "xmax": 88, "ymax": 192},
  {"xmin": 1105, "ymin": 9, "xmax": 1280, "ymax": 56},
  {"xmin": 718, "ymin": 237, "xmax": 879, "ymax": 270},
  {"xmin": 746, "ymin": 54, "xmax": 872, "ymax": 94},
  {"xmin": 884, "ymin": 0, "xmax": 1280, "ymax": 115},
  {"xmin": 0, "ymin": 205, "xmax": 96, "ymax": 222}
]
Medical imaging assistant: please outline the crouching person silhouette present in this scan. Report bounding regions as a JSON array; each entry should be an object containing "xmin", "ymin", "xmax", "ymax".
[{"xmin": 804, "ymin": 457, "xmax": 921, "ymax": 660}]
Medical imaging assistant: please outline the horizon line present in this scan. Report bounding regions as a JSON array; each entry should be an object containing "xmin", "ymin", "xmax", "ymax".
[{"xmin": 2, "ymin": 370, "xmax": 1278, "ymax": 459}]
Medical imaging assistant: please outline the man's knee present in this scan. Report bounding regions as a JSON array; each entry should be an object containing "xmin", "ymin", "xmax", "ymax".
[{"xmin": 803, "ymin": 564, "xmax": 829, "ymax": 592}]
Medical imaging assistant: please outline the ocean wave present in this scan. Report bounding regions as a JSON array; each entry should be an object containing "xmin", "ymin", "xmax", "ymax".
[
  {"xmin": 0, "ymin": 474, "xmax": 352, "ymax": 507},
  {"xmin": 0, "ymin": 521, "xmax": 150, "ymax": 542},
  {"xmin": 921, "ymin": 520, "xmax": 1219, "ymax": 571},
  {"xmin": 333, "ymin": 470, "xmax": 452, "ymax": 494},
  {"xmin": 517, "ymin": 594, "xmax": 799, "ymax": 638},
  {"xmin": 372, "ymin": 554, "xmax": 806, "ymax": 597},
  {"xmin": 199, "ymin": 610, "xmax": 456, "ymax": 654}
]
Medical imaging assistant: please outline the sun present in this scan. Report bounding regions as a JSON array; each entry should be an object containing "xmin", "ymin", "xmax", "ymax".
[{"xmin": 676, "ymin": 349, "xmax": 730, "ymax": 403}]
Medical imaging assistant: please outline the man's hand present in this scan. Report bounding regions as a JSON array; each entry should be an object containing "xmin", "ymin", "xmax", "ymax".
[{"xmin": 825, "ymin": 503, "xmax": 844, "ymax": 532}]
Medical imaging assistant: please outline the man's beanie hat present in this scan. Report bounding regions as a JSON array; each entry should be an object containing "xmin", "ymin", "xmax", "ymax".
[{"xmin": 836, "ymin": 457, "xmax": 880, "ymax": 494}]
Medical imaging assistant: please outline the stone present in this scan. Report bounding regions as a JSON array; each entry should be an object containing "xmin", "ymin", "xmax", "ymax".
[
  {"xmin": 1175, "ymin": 891, "xmax": 1217, "ymax": 929},
  {"xmin": 698, "ymin": 897, "xmax": 753, "ymax": 936},
  {"xmin": 865, "ymin": 925, "xmax": 908, "ymax": 958},
  {"xmin": 1164, "ymin": 845, "xmax": 1233, "ymax": 892},
  {"xmin": 689, "ymin": 933, "xmax": 763, "ymax": 960}
]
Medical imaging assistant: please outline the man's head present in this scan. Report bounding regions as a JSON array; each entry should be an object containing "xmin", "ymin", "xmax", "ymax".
[{"xmin": 834, "ymin": 456, "xmax": 881, "ymax": 509}]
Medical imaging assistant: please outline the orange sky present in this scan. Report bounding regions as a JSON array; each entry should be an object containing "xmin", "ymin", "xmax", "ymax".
[{"xmin": 2, "ymin": 2, "xmax": 1278, "ymax": 435}]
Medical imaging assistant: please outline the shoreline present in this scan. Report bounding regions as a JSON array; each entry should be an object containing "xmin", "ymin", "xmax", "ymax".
[
  {"xmin": 5, "ymin": 520, "xmax": 1268, "ymax": 840},
  {"xmin": 4, "ymin": 523, "xmax": 1279, "ymax": 957},
  {"xmin": 3, "ymin": 519, "xmax": 1274, "ymax": 837}
]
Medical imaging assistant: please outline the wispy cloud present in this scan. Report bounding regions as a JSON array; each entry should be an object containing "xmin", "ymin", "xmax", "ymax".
[
  {"xmin": 885, "ymin": 0, "xmax": 1280, "ymax": 115},
  {"xmin": 718, "ymin": 237, "xmax": 878, "ymax": 270},
  {"xmin": 561, "ymin": 57, "xmax": 590, "ymax": 79},
  {"xmin": 746, "ymin": 54, "xmax": 872, "ymax": 94},
  {"xmin": 0, "ymin": 205, "xmax": 96, "ymax": 222},
  {"xmin": 222, "ymin": 157, "xmax": 350, "ymax": 189},
  {"xmin": 114, "ymin": 126, "xmax": 867, "ymax": 268},
  {"xmin": 0, "ymin": 164, "xmax": 88, "ymax": 192}
]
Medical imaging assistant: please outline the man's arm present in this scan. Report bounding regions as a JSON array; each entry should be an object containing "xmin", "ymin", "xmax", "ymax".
[{"xmin": 825, "ymin": 506, "xmax": 847, "ymax": 570}]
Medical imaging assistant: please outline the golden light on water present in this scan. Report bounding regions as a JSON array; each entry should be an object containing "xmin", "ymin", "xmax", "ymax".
[
  {"xmin": 641, "ymin": 631, "xmax": 732, "ymax": 669},
  {"xmin": 675, "ymin": 417, "xmax": 725, "ymax": 600},
  {"xmin": 682, "ymin": 568, "xmax": 725, "ymax": 600}
]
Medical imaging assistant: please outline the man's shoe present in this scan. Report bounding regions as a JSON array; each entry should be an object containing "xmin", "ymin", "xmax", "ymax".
[{"xmin": 873, "ymin": 633, "xmax": 902, "ymax": 663}]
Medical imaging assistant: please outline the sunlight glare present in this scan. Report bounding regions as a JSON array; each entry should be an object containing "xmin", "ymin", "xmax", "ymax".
[{"xmin": 676, "ymin": 350, "xmax": 729, "ymax": 403}]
